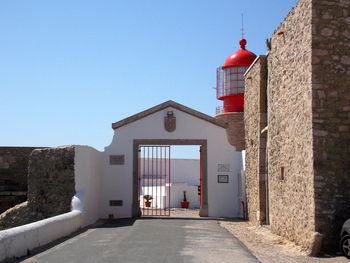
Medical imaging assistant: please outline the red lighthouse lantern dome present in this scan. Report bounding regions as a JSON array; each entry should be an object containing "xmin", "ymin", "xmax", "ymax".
[
  {"xmin": 223, "ymin": 39, "xmax": 257, "ymax": 68},
  {"xmin": 216, "ymin": 39, "xmax": 257, "ymax": 113}
]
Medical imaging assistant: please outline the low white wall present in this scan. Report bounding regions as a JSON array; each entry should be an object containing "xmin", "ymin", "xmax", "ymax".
[
  {"xmin": 170, "ymin": 159, "xmax": 200, "ymax": 186},
  {"xmin": 0, "ymin": 145, "xmax": 104, "ymax": 262},
  {"xmin": 170, "ymin": 183, "xmax": 200, "ymax": 209},
  {"xmin": 74, "ymin": 145, "xmax": 103, "ymax": 226},
  {"xmin": 140, "ymin": 158, "xmax": 200, "ymax": 186},
  {"xmin": 0, "ymin": 196, "xmax": 83, "ymax": 262},
  {"xmin": 139, "ymin": 184, "xmax": 200, "ymax": 209}
]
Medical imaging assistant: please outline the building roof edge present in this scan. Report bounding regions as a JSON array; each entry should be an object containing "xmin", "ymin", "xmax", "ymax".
[{"xmin": 111, "ymin": 100, "xmax": 228, "ymax": 130}]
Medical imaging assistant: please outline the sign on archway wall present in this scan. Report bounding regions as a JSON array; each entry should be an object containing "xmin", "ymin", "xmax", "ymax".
[{"xmin": 138, "ymin": 145, "xmax": 171, "ymax": 216}]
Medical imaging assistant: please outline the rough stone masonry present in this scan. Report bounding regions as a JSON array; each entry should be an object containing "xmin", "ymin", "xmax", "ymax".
[
  {"xmin": 244, "ymin": 56, "xmax": 268, "ymax": 226},
  {"xmin": 0, "ymin": 146, "xmax": 75, "ymax": 230},
  {"xmin": 244, "ymin": 0, "xmax": 350, "ymax": 253},
  {"xmin": 0, "ymin": 147, "xmax": 39, "ymax": 213},
  {"xmin": 311, "ymin": 0, "xmax": 350, "ymax": 251}
]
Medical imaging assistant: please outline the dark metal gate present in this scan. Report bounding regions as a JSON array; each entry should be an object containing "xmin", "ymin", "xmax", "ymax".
[{"xmin": 138, "ymin": 145, "xmax": 170, "ymax": 216}]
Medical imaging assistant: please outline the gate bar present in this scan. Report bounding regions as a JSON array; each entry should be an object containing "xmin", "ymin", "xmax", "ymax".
[
  {"xmin": 139, "ymin": 145, "xmax": 170, "ymax": 217},
  {"xmin": 168, "ymin": 146, "xmax": 170, "ymax": 215}
]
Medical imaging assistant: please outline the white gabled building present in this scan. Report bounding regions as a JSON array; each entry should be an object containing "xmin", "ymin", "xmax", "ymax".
[{"xmin": 100, "ymin": 100, "xmax": 245, "ymax": 218}]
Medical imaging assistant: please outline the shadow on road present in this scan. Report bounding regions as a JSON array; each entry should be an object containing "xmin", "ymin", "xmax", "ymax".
[
  {"xmin": 10, "ymin": 217, "xmax": 239, "ymax": 263},
  {"xmin": 11, "ymin": 227, "xmax": 89, "ymax": 263}
]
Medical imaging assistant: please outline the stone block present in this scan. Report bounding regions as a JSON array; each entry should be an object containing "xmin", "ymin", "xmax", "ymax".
[
  {"xmin": 0, "ymin": 146, "xmax": 75, "ymax": 230},
  {"xmin": 0, "ymin": 147, "xmax": 42, "ymax": 212}
]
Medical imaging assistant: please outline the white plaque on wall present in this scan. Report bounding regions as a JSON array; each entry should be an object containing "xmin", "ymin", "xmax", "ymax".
[
  {"xmin": 217, "ymin": 164, "xmax": 230, "ymax": 172},
  {"xmin": 218, "ymin": 175, "xmax": 229, "ymax": 183}
]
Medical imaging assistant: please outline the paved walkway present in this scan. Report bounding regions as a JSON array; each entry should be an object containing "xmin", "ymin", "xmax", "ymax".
[{"xmin": 16, "ymin": 218, "xmax": 259, "ymax": 263}]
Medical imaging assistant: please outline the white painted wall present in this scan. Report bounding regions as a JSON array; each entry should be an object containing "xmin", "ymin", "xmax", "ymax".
[
  {"xmin": 139, "ymin": 158, "xmax": 199, "ymax": 185},
  {"xmin": 237, "ymin": 171, "xmax": 247, "ymax": 218},
  {"xmin": 170, "ymin": 183, "xmax": 200, "ymax": 209},
  {"xmin": 139, "ymin": 158, "xmax": 200, "ymax": 209},
  {"xmin": 240, "ymin": 150, "xmax": 247, "ymax": 218},
  {"xmin": 74, "ymin": 145, "xmax": 103, "ymax": 226},
  {"xmin": 140, "ymin": 184, "xmax": 200, "ymax": 209},
  {"xmin": 169, "ymin": 159, "xmax": 200, "ymax": 209},
  {"xmin": 170, "ymin": 159, "xmax": 200, "ymax": 185},
  {"xmin": 103, "ymin": 106, "xmax": 243, "ymax": 218}
]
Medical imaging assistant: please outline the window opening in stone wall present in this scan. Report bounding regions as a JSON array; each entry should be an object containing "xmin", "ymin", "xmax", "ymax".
[{"xmin": 280, "ymin": 167, "xmax": 285, "ymax": 180}]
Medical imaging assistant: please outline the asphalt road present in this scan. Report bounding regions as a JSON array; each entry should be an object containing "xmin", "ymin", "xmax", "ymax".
[{"xmin": 17, "ymin": 218, "xmax": 260, "ymax": 263}]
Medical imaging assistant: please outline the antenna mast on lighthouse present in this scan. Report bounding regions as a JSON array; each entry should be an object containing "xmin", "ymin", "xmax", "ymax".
[
  {"xmin": 214, "ymin": 16, "xmax": 256, "ymax": 151},
  {"xmin": 240, "ymin": 14, "xmax": 245, "ymax": 39}
]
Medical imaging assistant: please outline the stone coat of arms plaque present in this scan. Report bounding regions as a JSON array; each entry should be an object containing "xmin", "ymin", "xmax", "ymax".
[{"xmin": 164, "ymin": 111, "xmax": 176, "ymax": 132}]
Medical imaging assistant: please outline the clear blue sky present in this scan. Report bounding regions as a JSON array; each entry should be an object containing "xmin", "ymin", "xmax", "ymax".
[{"xmin": 1, "ymin": 0, "xmax": 298, "ymax": 153}]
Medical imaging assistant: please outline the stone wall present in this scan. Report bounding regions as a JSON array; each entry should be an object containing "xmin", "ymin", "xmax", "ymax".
[
  {"xmin": 244, "ymin": 56, "xmax": 268, "ymax": 225},
  {"xmin": 0, "ymin": 146, "xmax": 75, "ymax": 230},
  {"xmin": 215, "ymin": 112, "xmax": 245, "ymax": 151},
  {"xmin": 267, "ymin": 0, "xmax": 316, "ymax": 249},
  {"xmin": 311, "ymin": 0, "xmax": 350, "ymax": 251},
  {"xmin": 0, "ymin": 147, "xmax": 39, "ymax": 213},
  {"xmin": 243, "ymin": 0, "xmax": 350, "ymax": 253}
]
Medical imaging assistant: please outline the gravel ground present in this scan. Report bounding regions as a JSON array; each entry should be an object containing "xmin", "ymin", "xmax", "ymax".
[
  {"xmin": 218, "ymin": 219, "xmax": 348, "ymax": 263},
  {"xmin": 169, "ymin": 208, "xmax": 201, "ymax": 218},
  {"xmin": 159, "ymin": 209, "xmax": 348, "ymax": 262}
]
